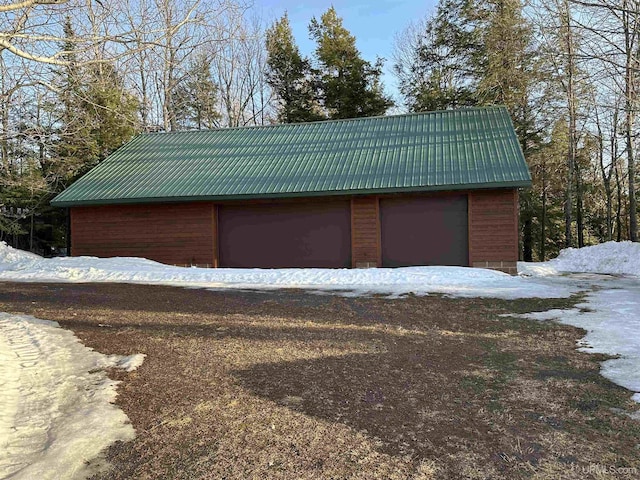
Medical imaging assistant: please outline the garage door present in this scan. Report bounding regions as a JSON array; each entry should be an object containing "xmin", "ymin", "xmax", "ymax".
[
  {"xmin": 218, "ymin": 201, "xmax": 351, "ymax": 268},
  {"xmin": 380, "ymin": 195, "xmax": 468, "ymax": 267}
]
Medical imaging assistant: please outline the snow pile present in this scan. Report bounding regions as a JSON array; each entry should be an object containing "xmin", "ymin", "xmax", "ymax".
[
  {"xmin": 0, "ymin": 242, "xmax": 573, "ymax": 299},
  {"xmin": 519, "ymin": 241, "xmax": 640, "ymax": 277},
  {"xmin": 513, "ymin": 278, "xmax": 640, "ymax": 403},
  {"xmin": 0, "ymin": 313, "xmax": 144, "ymax": 480},
  {"xmin": 0, "ymin": 242, "xmax": 41, "ymax": 272}
]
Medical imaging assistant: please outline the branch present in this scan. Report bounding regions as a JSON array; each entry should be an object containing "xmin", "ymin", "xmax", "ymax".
[
  {"xmin": 570, "ymin": 0, "xmax": 640, "ymax": 17},
  {"xmin": 0, "ymin": 37, "xmax": 70, "ymax": 64},
  {"xmin": 0, "ymin": 0, "xmax": 67, "ymax": 13}
]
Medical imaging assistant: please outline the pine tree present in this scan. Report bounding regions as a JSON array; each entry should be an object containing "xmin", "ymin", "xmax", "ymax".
[
  {"xmin": 266, "ymin": 13, "xmax": 324, "ymax": 123},
  {"xmin": 174, "ymin": 53, "xmax": 221, "ymax": 130},
  {"xmin": 309, "ymin": 7, "xmax": 393, "ymax": 119},
  {"xmin": 86, "ymin": 63, "xmax": 139, "ymax": 161},
  {"xmin": 53, "ymin": 17, "xmax": 138, "ymax": 184},
  {"xmin": 395, "ymin": 0, "xmax": 480, "ymax": 111},
  {"xmin": 52, "ymin": 16, "xmax": 99, "ymax": 185}
]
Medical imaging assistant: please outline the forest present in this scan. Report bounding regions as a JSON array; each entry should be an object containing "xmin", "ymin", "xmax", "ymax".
[{"xmin": 0, "ymin": 0, "xmax": 637, "ymax": 261}]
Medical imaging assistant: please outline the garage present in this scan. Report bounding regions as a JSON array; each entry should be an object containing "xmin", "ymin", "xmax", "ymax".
[
  {"xmin": 380, "ymin": 195, "xmax": 469, "ymax": 267},
  {"xmin": 54, "ymin": 107, "xmax": 530, "ymax": 273},
  {"xmin": 218, "ymin": 200, "xmax": 351, "ymax": 268}
]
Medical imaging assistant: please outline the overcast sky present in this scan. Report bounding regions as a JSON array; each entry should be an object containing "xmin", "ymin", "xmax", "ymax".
[{"xmin": 257, "ymin": 0, "xmax": 438, "ymax": 105}]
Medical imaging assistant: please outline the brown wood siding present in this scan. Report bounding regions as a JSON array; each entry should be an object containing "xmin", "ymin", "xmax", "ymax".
[
  {"xmin": 71, "ymin": 203, "xmax": 215, "ymax": 266},
  {"xmin": 468, "ymin": 189, "xmax": 519, "ymax": 263},
  {"xmin": 351, "ymin": 196, "xmax": 380, "ymax": 267}
]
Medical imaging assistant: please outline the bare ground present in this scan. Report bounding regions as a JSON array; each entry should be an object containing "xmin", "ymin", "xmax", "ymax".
[{"xmin": 0, "ymin": 282, "xmax": 639, "ymax": 479}]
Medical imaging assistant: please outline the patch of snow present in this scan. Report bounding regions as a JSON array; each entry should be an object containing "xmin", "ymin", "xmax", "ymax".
[
  {"xmin": 0, "ymin": 313, "xmax": 143, "ymax": 479},
  {"xmin": 519, "ymin": 241, "xmax": 640, "ymax": 277},
  {"xmin": 517, "ymin": 242, "xmax": 640, "ymax": 405},
  {"xmin": 0, "ymin": 242, "xmax": 575, "ymax": 300},
  {"xmin": 509, "ymin": 276, "xmax": 640, "ymax": 404},
  {"xmin": 107, "ymin": 353, "xmax": 146, "ymax": 372}
]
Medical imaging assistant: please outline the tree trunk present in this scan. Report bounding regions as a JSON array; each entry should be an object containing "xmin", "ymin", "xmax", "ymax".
[
  {"xmin": 29, "ymin": 212, "xmax": 34, "ymax": 252},
  {"xmin": 540, "ymin": 162, "xmax": 547, "ymax": 260},
  {"xmin": 522, "ymin": 200, "xmax": 533, "ymax": 261},
  {"xmin": 563, "ymin": 0, "xmax": 577, "ymax": 248},
  {"xmin": 576, "ymin": 162, "xmax": 584, "ymax": 247},
  {"xmin": 623, "ymin": 1, "xmax": 638, "ymax": 241},
  {"xmin": 615, "ymin": 163, "xmax": 624, "ymax": 241}
]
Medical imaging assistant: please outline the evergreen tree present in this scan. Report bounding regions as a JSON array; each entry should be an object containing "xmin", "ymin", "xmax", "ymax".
[
  {"xmin": 266, "ymin": 13, "xmax": 324, "ymax": 123},
  {"xmin": 86, "ymin": 63, "xmax": 139, "ymax": 161},
  {"xmin": 53, "ymin": 17, "xmax": 138, "ymax": 184},
  {"xmin": 52, "ymin": 16, "xmax": 99, "ymax": 185},
  {"xmin": 174, "ymin": 53, "xmax": 221, "ymax": 129},
  {"xmin": 309, "ymin": 7, "xmax": 392, "ymax": 119},
  {"xmin": 395, "ymin": 0, "xmax": 480, "ymax": 111}
]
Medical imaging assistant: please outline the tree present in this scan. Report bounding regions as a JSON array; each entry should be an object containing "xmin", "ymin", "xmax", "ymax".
[
  {"xmin": 209, "ymin": 10, "xmax": 274, "ymax": 127},
  {"xmin": 559, "ymin": 0, "xmax": 640, "ymax": 242},
  {"xmin": 173, "ymin": 52, "xmax": 221, "ymax": 129},
  {"xmin": 527, "ymin": 120, "xmax": 569, "ymax": 260},
  {"xmin": 309, "ymin": 7, "xmax": 392, "ymax": 119},
  {"xmin": 393, "ymin": 1, "xmax": 480, "ymax": 112},
  {"xmin": 266, "ymin": 13, "xmax": 323, "ymax": 123},
  {"xmin": 85, "ymin": 63, "xmax": 139, "ymax": 161},
  {"xmin": 533, "ymin": 0, "xmax": 582, "ymax": 247},
  {"xmin": 51, "ymin": 17, "xmax": 99, "ymax": 184}
]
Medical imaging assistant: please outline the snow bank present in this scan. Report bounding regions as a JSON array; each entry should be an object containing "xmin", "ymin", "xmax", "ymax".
[
  {"xmin": 0, "ymin": 313, "xmax": 144, "ymax": 480},
  {"xmin": 519, "ymin": 241, "xmax": 640, "ymax": 277},
  {"xmin": 0, "ymin": 242, "xmax": 573, "ymax": 299}
]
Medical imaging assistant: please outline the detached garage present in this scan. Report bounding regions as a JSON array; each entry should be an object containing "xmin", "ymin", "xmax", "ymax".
[{"xmin": 52, "ymin": 106, "xmax": 532, "ymax": 273}]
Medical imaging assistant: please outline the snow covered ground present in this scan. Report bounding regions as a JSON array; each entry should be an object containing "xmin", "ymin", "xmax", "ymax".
[
  {"xmin": 0, "ymin": 240, "xmax": 638, "ymax": 478},
  {"xmin": 0, "ymin": 313, "xmax": 144, "ymax": 480},
  {"xmin": 0, "ymin": 242, "xmax": 575, "ymax": 299}
]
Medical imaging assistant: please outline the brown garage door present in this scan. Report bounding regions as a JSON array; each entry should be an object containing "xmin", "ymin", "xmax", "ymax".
[
  {"xmin": 218, "ymin": 200, "xmax": 351, "ymax": 268},
  {"xmin": 380, "ymin": 195, "xmax": 469, "ymax": 267}
]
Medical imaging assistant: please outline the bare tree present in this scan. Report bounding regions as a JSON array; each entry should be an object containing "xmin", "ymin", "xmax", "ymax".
[
  {"xmin": 567, "ymin": 0, "xmax": 640, "ymax": 241},
  {"xmin": 209, "ymin": 9, "xmax": 273, "ymax": 127}
]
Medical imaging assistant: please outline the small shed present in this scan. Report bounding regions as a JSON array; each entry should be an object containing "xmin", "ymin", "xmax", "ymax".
[{"xmin": 51, "ymin": 106, "xmax": 532, "ymax": 273}]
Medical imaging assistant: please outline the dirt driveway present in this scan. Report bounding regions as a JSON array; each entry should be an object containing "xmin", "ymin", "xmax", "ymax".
[{"xmin": 0, "ymin": 282, "xmax": 638, "ymax": 479}]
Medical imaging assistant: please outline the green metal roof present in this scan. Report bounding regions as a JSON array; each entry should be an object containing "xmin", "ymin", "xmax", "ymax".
[{"xmin": 51, "ymin": 106, "xmax": 531, "ymax": 207}]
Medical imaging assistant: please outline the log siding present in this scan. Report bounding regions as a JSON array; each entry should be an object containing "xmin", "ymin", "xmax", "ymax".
[
  {"xmin": 351, "ymin": 196, "xmax": 381, "ymax": 267},
  {"xmin": 468, "ymin": 189, "xmax": 519, "ymax": 274},
  {"xmin": 71, "ymin": 203, "xmax": 216, "ymax": 267}
]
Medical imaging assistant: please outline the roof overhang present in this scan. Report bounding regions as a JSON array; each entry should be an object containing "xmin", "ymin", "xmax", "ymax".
[{"xmin": 53, "ymin": 180, "xmax": 532, "ymax": 207}]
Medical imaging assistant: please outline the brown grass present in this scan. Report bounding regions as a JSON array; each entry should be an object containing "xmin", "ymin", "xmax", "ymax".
[{"xmin": 0, "ymin": 282, "xmax": 638, "ymax": 479}]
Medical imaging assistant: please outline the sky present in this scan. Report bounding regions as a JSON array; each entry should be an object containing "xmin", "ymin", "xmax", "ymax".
[{"xmin": 257, "ymin": 0, "xmax": 438, "ymax": 105}]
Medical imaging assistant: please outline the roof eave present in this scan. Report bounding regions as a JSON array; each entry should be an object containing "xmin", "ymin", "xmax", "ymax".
[{"xmin": 51, "ymin": 180, "xmax": 533, "ymax": 207}]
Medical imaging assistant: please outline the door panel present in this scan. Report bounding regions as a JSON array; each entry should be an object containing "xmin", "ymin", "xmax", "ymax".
[
  {"xmin": 218, "ymin": 200, "xmax": 351, "ymax": 268},
  {"xmin": 380, "ymin": 195, "xmax": 468, "ymax": 267}
]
